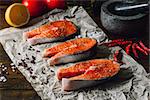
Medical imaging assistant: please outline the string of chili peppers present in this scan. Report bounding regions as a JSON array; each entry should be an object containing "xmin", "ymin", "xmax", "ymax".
[{"xmin": 99, "ymin": 38, "xmax": 150, "ymax": 64}]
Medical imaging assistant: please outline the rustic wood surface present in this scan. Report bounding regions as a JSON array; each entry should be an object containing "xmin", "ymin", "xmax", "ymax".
[{"xmin": 0, "ymin": 1, "xmax": 149, "ymax": 100}]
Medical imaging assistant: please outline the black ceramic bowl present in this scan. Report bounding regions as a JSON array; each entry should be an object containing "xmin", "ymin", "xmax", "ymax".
[{"xmin": 100, "ymin": 0, "xmax": 149, "ymax": 39}]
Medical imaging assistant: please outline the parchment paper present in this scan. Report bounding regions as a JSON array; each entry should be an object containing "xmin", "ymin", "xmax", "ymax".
[{"xmin": 0, "ymin": 6, "xmax": 150, "ymax": 100}]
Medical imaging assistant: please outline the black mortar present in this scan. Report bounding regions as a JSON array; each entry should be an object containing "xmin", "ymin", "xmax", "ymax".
[{"xmin": 100, "ymin": 0, "xmax": 149, "ymax": 39}]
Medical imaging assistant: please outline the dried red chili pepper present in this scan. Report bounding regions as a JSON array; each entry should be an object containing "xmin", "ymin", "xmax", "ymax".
[
  {"xmin": 125, "ymin": 44, "xmax": 132, "ymax": 55},
  {"xmin": 112, "ymin": 41, "xmax": 132, "ymax": 47},
  {"xmin": 113, "ymin": 50, "xmax": 123, "ymax": 65},
  {"xmin": 117, "ymin": 50, "xmax": 123, "ymax": 62},
  {"xmin": 113, "ymin": 50, "xmax": 119, "ymax": 62},
  {"xmin": 132, "ymin": 43, "xmax": 139, "ymax": 58},
  {"xmin": 117, "ymin": 41, "xmax": 132, "ymax": 45},
  {"xmin": 111, "ymin": 39, "xmax": 124, "ymax": 43},
  {"xmin": 135, "ymin": 43, "xmax": 148, "ymax": 55},
  {"xmin": 101, "ymin": 40, "xmax": 132, "ymax": 47},
  {"xmin": 107, "ymin": 42, "xmax": 119, "ymax": 47},
  {"xmin": 139, "ymin": 41, "xmax": 150, "ymax": 52}
]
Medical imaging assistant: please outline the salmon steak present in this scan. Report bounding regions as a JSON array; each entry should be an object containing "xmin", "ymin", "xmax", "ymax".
[
  {"xmin": 23, "ymin": 20, "xmax": 77, "ymax": 45},
  {"xmin": 57, "ymin": 59, "xmax": 120, "ymax": 91},
  {"xmin": 43, "ymin": 38, "xmax": 97, "ymax": 65}
]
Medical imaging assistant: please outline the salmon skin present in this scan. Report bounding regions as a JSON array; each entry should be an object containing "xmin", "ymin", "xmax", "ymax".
[
  {"xmin": 23, "ymin": 20, "xmax": 77, "ymax": 45},
  {"xmin": 43, "ymin": 38, "xmax": 97, "ymax": 65},
  {"xmin": 57, "ymin": 59, "xmax": 120, "ymax": 91}
]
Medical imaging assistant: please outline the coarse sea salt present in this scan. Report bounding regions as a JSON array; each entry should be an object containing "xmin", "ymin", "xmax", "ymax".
[
  {"xmin": 0, "ymin": 63, "xmax": 17, "ymax": 83},
  {"xmin": 0, "ymin": 76, "xmax": 7, "ymax": 82}
]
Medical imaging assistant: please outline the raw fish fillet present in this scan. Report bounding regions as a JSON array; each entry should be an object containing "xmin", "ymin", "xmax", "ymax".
[
  {"xmin": 43, "ymin": 38, "xmax": 97, "ymax": 65},
  {"xmin": 23, "ymin": 20, "xmax": 77, "ymax": 45},
  {"xmin": 57, "ymin": 59, "xmax": 120, "ymax": 91}
]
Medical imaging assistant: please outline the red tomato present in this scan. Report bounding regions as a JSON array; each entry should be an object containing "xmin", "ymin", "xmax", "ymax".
[
  {"xmin": 22, "ymin": 0, "xmax": 48, "ymax": 17},
  {"xmin": 45, "ymin": 0, "xmax": 65, "ymax": 9}
]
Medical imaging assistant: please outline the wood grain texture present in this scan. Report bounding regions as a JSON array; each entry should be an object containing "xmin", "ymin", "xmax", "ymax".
[
  {"xmin": 0, "ymin": 90, "xmax": 41, "ymax": 100},
  {"xmin": 0, "ymin": 5, "xmax": 10, "ymax": 29}
]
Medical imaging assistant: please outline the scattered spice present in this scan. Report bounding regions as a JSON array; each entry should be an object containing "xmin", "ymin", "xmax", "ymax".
[
  {"xmin": 22, "ymin": 61, "xmax": 28, "ymax": 68},
  {"xmin": 28, "ymin": 46, "xmax": 33, "ymax": 50},
  {"xmin": 0, "ymin": 54, "xmax": 38, "ymax": 83},
  {"xmin": 30, "ymin": 60, "xmax": 35, "ymax": 64},
  {"xmin": 42, "ymin": 70, "xmax": 46, "ymax": 74},
  {"xmin": 50, "ymin": 70, "xmax": 54, "ymax": 73},
  {"xmin": 13, "ymin": 40, "xmax": 16, "ymax": 42},
  {"xmin": 26, "ymin": 57, "xmax": 30, "ymax": 60},
  {"xmin": 32, "ymin": 49, "xmax": 35, "ymax": 51},
  {"xmin": 18, "ymin": 62, "xmax": 23, "ymax": 66},
  {"xmin": 18, "ymin": 59, "xmax": 28, "ymax": 69},
  {"xmin": 36, "ymin": 50, "xmax": 40, "ymax": 52},
  {"xmin": 29, "ymin": 46, "xmax": 32, "ymax": 48},
  {"xmin": 18, "ymin": 59, "xmax": 35, "ymax": 75},
  {"xmin": 27, "ymin": 67, "xmax": 33, "ymax": 75},
  {"xmin": 21, "ymin": 59, "xmax": 25, "ymax": 62},
  {"xmin": 28, "ymin": 46, "xmax": 36, "ymax": 51},
  {"xmin": 32, "ymin": 56, "xmax": 36, "ymax": 60},
  {"xmin": 27, "ymin": 67, "xmax": 32, "ymax": 71},
  {"xmin": 41, "ymin": 83, "xmax": 44, "ymax": 85},
  {"xmin": 31, "ymin": 75, "xmax": 37, "ymax": 79},
  {"xmin": 28, "ymin": 48, "xmax": 32, "ymax": 50}
]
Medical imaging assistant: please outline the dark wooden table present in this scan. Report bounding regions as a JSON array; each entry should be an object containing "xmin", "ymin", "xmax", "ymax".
[{"xmin": 0, "ymin": 1, "xmax": 149, "ymax": 100}]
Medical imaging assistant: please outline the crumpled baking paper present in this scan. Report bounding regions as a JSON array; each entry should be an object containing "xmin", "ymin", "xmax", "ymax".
[{"xmin": 0, "ymin": 6, "xmax": 149, "ymax": 100}]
